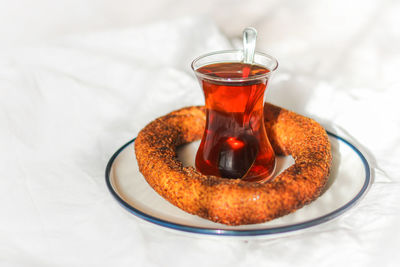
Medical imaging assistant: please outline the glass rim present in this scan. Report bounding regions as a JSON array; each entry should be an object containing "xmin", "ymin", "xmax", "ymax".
[{"xmin": 191, "ymin": 49, "xmax": 278, "ymax": 82}]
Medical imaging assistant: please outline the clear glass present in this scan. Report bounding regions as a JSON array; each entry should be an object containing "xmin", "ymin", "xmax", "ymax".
[{"xmin": 191, "ymin": 50, "xmax": 278, "ymax": 182}]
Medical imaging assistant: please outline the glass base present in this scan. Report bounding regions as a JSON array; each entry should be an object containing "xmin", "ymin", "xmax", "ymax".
[{"xmin": 241, "ymin": 160, "xmax": 276, "ymax": 183}]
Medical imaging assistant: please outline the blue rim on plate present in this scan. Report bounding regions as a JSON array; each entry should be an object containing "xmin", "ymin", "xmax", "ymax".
[{"xmin": 105, "ymin": 131, "xmax": 371, "ymax": 237}]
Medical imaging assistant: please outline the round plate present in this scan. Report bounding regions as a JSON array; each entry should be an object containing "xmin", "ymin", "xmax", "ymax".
[{"xmin": 105, "ymin": 132, "xmax": 371, "ymax": 237}]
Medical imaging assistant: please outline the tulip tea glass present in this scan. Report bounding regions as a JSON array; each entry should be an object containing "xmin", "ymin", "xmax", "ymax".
[{"xmin": 191, "ymin": 50, "xmax": 278, "ymax": 182}]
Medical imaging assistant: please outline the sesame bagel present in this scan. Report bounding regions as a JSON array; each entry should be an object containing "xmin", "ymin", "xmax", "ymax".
[{"xmin": 134, "ymin": 103, "xmax": 331, "ymax": 226}]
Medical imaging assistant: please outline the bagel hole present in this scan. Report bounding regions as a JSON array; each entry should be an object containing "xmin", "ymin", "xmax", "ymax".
[{"xmin": 177, "ymin": 140, "xmax": 295, "ymax": 181}]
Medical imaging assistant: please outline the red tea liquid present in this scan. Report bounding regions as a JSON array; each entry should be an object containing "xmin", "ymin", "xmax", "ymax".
[{"xmin": 195, "ymin": 62, "xmax": 275, "ymax": 182}]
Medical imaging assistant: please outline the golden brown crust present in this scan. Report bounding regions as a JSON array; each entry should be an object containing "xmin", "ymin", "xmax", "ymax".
[{"xmin": 134, "ymin": 103, "xmax": 332, "ymax": 225}]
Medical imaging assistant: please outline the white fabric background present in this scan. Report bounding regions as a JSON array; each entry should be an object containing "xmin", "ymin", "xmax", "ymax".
[{"xmin": 1, "ymin": 1, "xmax": 399, "ymax": 266}]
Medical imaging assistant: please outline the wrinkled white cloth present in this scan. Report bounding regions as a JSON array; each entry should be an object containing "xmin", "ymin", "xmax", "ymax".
[{"xmin": 1, "ymin": 10, "xmax": 400, "ymax": 267}]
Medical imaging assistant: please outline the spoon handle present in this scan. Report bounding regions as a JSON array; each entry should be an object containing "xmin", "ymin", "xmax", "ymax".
[{"xmin": 243, "ymin": 27, "xmax": 257, "ymax": 64}]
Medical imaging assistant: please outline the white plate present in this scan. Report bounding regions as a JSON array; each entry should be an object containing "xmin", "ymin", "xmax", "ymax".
[{"xmin": 106, "ymin": 132, "xmax": 371, "ymax": 237}]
